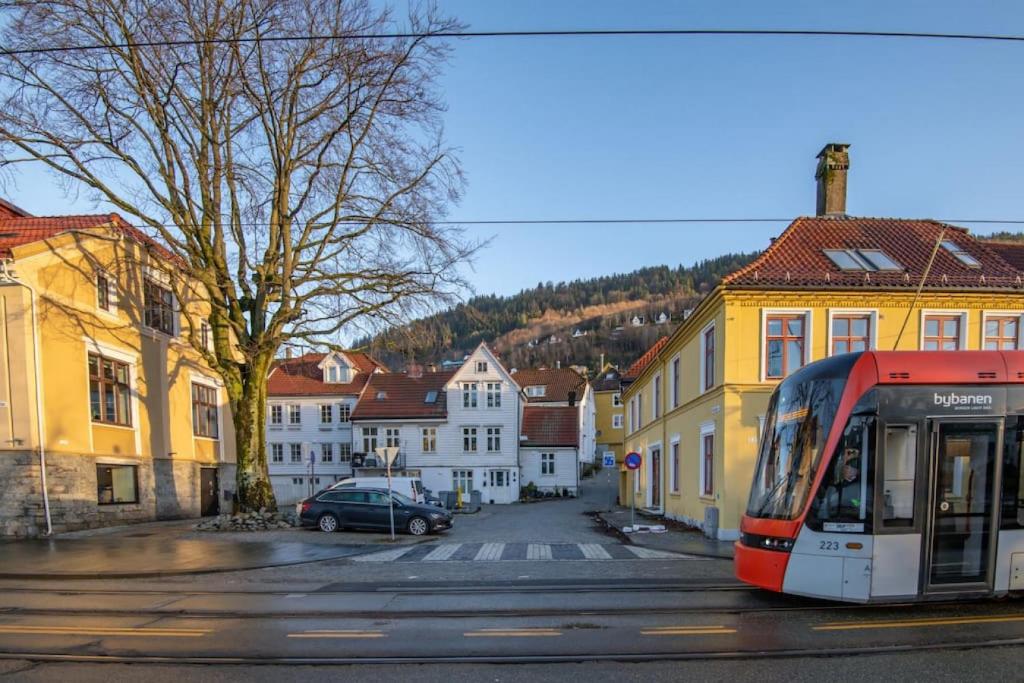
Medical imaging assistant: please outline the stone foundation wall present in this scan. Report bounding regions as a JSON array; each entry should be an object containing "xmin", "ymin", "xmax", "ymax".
[{"xmin": 153, "ymin": 458, "xmax": 200, "ymax": 519}]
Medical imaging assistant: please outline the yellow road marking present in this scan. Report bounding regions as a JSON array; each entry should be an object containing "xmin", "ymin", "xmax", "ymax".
[
  {"xmin": 641, "ymin": 626, "xmax": 736, "ymax": 636},
  {"xmin": 464, "ymin": 628, "xmax": 561, "ymax": 638},
  {"xmin": 814, "ymin": 614, "xmax": 1024, "ymax": 631},
  {"xmin": 287, "ymin": 630, "xmax": 385, "ymax": 639},
  {"xmin": 0, "ymin": 625, "xmax": 210, "ymax": 638}
]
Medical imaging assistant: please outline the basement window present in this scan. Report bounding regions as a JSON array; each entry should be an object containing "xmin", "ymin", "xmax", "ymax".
[
  {"xmin": 941, "ymin": 240, "xmax": 981, "ymax": 268},
  {"xmin": 823, "ymin": 248, "xmax": 903, "ymax": 272}
]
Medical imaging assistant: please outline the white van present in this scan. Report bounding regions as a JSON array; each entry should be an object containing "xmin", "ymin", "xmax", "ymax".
[{"xmin": 329, "ymin": 476, "xmax": 425, "ymax": 504}]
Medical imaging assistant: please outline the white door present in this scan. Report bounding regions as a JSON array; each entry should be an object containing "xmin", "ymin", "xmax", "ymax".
[{"xmin": 487, "ymin": 469, "xmax": 512, "ymax": 504}]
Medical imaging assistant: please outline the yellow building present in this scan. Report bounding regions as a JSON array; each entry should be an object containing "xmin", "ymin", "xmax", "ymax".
[
  {"xmin": 593, "ymin": 366, "xmax": 624, "ymax": 461},
  {"xmin": 0, "ymin": 202, "xmax": 235, "ymax": 537},
  {"xmin": 622, "ymin": 143, "xmax": 1024, "ymax": 540}
]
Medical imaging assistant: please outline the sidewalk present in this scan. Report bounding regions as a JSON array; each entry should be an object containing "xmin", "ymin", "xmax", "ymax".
[{"xmin": 597, "ymin": 508, "xmax": 734, "ymax": 559}]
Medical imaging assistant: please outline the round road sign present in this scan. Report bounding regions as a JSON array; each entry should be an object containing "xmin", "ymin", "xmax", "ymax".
[{"xmin": 624, "ymin": 452, "xmax": 642, "ymax": 470}]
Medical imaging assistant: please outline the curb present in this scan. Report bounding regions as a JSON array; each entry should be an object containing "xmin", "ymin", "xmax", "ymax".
[{"xmin": 592, "ymin": 511, "xmax": 734, "ymax": 560}]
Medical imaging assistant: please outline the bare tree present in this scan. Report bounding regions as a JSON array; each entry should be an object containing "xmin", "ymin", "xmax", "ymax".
[{"xmin": 0, "ymin": 0, "xmax": 475, "ymax": 510}]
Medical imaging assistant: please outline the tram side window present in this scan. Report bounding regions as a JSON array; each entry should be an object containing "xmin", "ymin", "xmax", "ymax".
[
  {"xmin": 811, "ymin": 416, "xmax": 874, "ymax": 530},
  {"xmin": 882, "ymin": 425, "xmax": 917, "ymax": 528},
  {"xmin": 1001, "ymin": 415, "xmax": 1023, "ymax": 530}
]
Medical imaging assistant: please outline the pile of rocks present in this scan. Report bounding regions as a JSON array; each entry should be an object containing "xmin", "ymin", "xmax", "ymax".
[{"xmin": 195, "ymin": 508, "xmax": 298, "ymax": 532}]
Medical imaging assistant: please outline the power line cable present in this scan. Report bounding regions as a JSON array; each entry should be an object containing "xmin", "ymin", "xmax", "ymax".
[{"xmin": 3, "ymin": 28, "xmax": 1024, "ymax": 56}]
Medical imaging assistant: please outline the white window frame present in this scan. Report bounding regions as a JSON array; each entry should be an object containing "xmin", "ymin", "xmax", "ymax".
[
  {"xmin": 362, "ymin": 427, "xmax": 378, "ymax": 453},
  {"xmin": 476, "ymin": 360, "xmax": 488, "ymax": 373},
  {"xmin": 699, "ymin": 421, "xmax": 715, "ymax": 498},
  {"xmin": 338, "ymin": 403, "xmax": 351, "ymax": 423},
  {"xmin": 652, "ymin": 374, "xmax": 661, "ymax": 420},
  {"xmin": 289, "ymin": 443, "xmax": 303, "ymax": 463},
  {"xmin": 668, "ymin": 354, "xmax": 680, "ymax": 409},
  {"xmin": 612, "ymin": 414, "xmax": 623, "ymax": 429},
  {"xmin": 826, "ymin": 309, "xmax": 878, "ymax": 356},
  {"xmin": 541, "ymin": 452, "xmax": 556, "ymax": 476},
  {"xmin": 384, "ymin": 427, "xmax": 400, "ymax": 448},
  {"xmin": 486, "ymin": 426, "xmax": 501, "ymax": 452},
  {"xmin": 612, "ymin": 392, "xmax": 622, "ymax": 407},
  {"xmin": 462, "ymin": 382, "xmax": 479, "ymax": 409},
  {"xmin": 485, "ymin": 382, "xmax": 502, "ymax": 408},
  {"xmin": 320, "ymin": 442, "xmax": 334, "ymax": 463},
  {"xmin": 270, "ymin": 443, "xmax": 284, "ymax": 463},
  {"xmin": 422, "ymin": 427, "xmax": 437, "ymax": 453},
  {"xmin": 95, "ymin": 270, "xmax": 118, "ymax": 317},
  {"xmin": 338, "ymin": 442, "xmax": 352, "ymax": 462},
  {"xmin": 319, "ymin": 404, "xmax": 333, "ymax": 425},
  {"xmin": 918, "ymin": 309, "xmax": 968, "ymax": 351},
  {"xmin": 269, "ymin": 404, "xmax": 283, "ymax": 426},
  {"xmin": 699, "ymin": 322, "xmax": 716, "ymax": 394},
  {"xmin": 463, "ymin": 426, "xmax": 478, "ymax": 453},
  {"xmin": 760, "ymin": 308, "xmax": 813, "ymax": 383},
  {"xmin": 189, "ymin": 375, "xmax": 222, "ymax": 442},
  {"xmin": 287, "ymin": 404, "xmax": 301, "ymax": 425},
  {"xmin": 670, "ymin": 435, "xmax": 681, "ymax": 493},
  {"xmin": 981, "ymin": 310, "xmax": 1024, "ymax": 350}
]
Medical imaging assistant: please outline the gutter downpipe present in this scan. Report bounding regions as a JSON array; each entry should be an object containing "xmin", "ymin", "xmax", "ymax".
[{"xmin": 0, "ymin": 268, "xmax": 52, "ymax": 536}]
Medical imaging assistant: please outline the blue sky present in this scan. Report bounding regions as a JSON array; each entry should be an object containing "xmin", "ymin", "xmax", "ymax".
[{"xmin": 8, "ymin": 1, "xmax": 1024, "ymax": 297}]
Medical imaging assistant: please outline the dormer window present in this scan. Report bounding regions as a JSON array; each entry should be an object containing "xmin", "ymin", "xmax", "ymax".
[
  {"xmin": 525, "ymin": 385, "xmax": 546, "ymax": 398},
  {"xmin": 823, "ymin": 248, "xmax": 903, "ymax": 272},
  {"xmin": 476, "ymin": 361, "xmax": 488, "ymax": 373},
  {"xmin": 327, "ymin": 366, "xmax": 339, "ymax": 383},
  {"xmin": 941, "ymin": 240, "xmax": 981, "ymax": 268}
]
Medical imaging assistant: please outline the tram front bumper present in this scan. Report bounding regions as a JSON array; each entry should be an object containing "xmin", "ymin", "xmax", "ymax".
[{"xmin": 734, "ymin": 541, "xmax": 790, "ymax": 592}]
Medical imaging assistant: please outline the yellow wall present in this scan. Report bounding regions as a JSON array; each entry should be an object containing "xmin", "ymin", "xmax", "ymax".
[
  {"xmin": 594, "ymin": 389, "xmax": 624, "ymax": 460},
  {"xmin": 0, "ymin": 230, "xmax": 234, "ymax": 468},
  {"xmin": 623, "ymin": 286, "xmax": 1024, "ymax": 539}
]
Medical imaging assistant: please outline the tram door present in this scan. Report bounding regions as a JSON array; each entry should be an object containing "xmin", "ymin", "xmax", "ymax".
[{"xmin": 925, "ymin": 421, "xmax": 1001, "ymax": 591}]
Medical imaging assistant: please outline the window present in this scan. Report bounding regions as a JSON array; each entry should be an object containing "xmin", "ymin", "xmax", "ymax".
[
  {"xmin": 652, "ymin": 375, "xmax": 661, "ymax": 419},
  {"xmin": 486, "ymin": 382, "xmax": 502, "ymax": 408},
  {"xmin": 453, "ymin": 469, "xmax": 473, "ymax": 495},
  {"xmin": 288, "ymin": 405, "xmax": 301, "ymax": 425},
  {"xmin": 463, "ymin": 383, "xmax": 478, "ymax": 408},
  {"xmin": 385, "ymin": 427, "xmax": 400, "ymax": 448},
  {"xmin": 985, "ymin": 315, "xmax": 1021, "ymax": 350},
  {"xmin": 940, "ymin": 240, "xmax": 981, "ymax": 268},
  {"xmin": 327, "ymin": 365, "xmax": 339, "ymax": 383},
  {"xmin": 320, "ymin": 404, "xmax": 333, "ymax": 424},
  {"xmin": 424, "ymin": 391, "xmax": 439, "ymax": 404},
  {"xmin": 199, "ymin": 320, "xmax": 211, "ymax": 350},
  {"xmin": 143, "ymin": 279, "xmax": 176, "ymax": 335},
  {"xmin": 1001, "ymin": 416, "xmax": 1023, "ymax": 530},
  {"xmin": 765, "ymin": 314, "xmax": 806, "ymax": 379},
  {"xmin": 670, "ymin": 357, "xmax": 680, "ymax": 408},
  {"xmin": 338, "ymin": 404, "xmax": 351, "ymax": 423},
  {"xmin": 338, "ymin": 443, "xmax": 352, "ymax": 462},
  {"xmin": 882, "ymin": 425, "xmax": 918, "ymax": 528},
  {"xmin": 671, "ymin": 442, "xmax": 680, "ymax": 493},
  {"xmin": 88, "ymin": 353, "xmax": 131, "ymax": 426},
  {"xmin": 703, "ymin": 325, "xmax": 715, "ymax": 391},
  {"xmin": 541, "ymin": 452, "xmax": 555, "ymax": 476},
  {"xmin": 612, "ymin": 392, "xmax": 622, "ymax": 407},
  {"xmin": 810, "ymin": 415, "xmax": 875, "ymax": 530},
  {"xmin": 923, "ymin": 314, "xmax": 961, "ymax": 350},
  {"xmin": 422, "ymin": 427, "xmax": 437, "ymax": 453},
  {"xmin": 96, "ymin": 464, "xmax": 138, "ymax": 504},
  {"xmin": 271, "ymin": 443, "xmax": 284, "ymax": 463},
  {"xmin": 637, "ymin": 394, "xmax": 643, "ymax": 429},
  {"xmin": 823, "ymin": 248, "xmax": 904, "ymax": 272},
  {"xmin": 526, "ymin": 385, "xmax": 546, "ymax": 398},
  {"xmin": 832, "ymin": 314, "xmax": 871, "ymax": 355},
  {"xmin": 96, "ymin": 274, "xmax": 114, "ymax": 312},
  {"xmin": 486, "ymin": 427, "xmax": 501, "ymax": 452},
  {"xmin": 701, "ymin": 432, "xmax": 714, "ymax": 497},
  {"xmin": 321, "ymin": 443, "xmax": 334, "ymax": 463},
  {"xmin": 612, "ymin": 414, "xmax": 623, "ymax": 429},
  {"xmin": 290, "ymin": 443, "xmax": 302, "ymax": 463},
  {"xmin": 362, "ymin": 427, "xmax": 378, "ymax": 453},
  {"xmin": 191, "ymin": 383, "xmax": 219, "ymax": 438},
  {"xmin": 270, "ymin": 405, "xmax": 282, "ymax": 425},
  {"xmin": 476, "ymin": 361, "xmax": 488, "ymax": 373},
  {"xmin": 463, "ymin": 427, "xmax": 478, "ymax": 452}
]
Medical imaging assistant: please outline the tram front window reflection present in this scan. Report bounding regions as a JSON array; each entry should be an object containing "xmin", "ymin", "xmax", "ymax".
[
  {"xmin": 747, "ymin": 377, "xmax": 845, "ymax": 520},
  {"xmin": 812, "ymin": 416, "xmax": 874, "ymax": 528}
]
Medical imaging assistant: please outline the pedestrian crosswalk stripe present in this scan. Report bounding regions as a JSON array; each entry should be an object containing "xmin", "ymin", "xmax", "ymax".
[
  {"xmin": 351, "ymin": 542, "xmax": 701, "ymax": 563},
  {"xmin": 474, "ymin": 542, "xmax": 505, "ymax": 561},
  {"xmin": 423, "ymin": 543, "xmax": 462, "ymax": 561}
]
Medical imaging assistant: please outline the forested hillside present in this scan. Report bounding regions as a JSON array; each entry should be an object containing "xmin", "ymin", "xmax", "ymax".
[{"xmin": 356, "ymin": 252, "xmax": 758, "ymax": 373}]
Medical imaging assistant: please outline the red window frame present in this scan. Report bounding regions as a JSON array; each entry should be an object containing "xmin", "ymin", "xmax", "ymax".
[
  {"xmin": 831, "ymin": 314, "xmax": 871, "ymax": 355},
  {"xmin": 984, "ymin": 316, "xmax": 1020, "ymax": 350},
  {"xmin": 764, "ymin": 315, "xmax": 805, "ymax": 379},
  {"xmin": 923, "ymin": 315, "xmax": 961, "ymax": 351},
  {"xmin": 702, "ymin": 433, "xmax": 714, "ymax": 496}
]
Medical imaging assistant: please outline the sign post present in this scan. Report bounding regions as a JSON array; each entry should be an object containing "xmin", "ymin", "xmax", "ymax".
[
  {"xmin": 375, "ymin": 446, "xmax": 401, "ymax": 541},
  {"xmin": 602, "ymin": 453, "xmax": 616, "ymax": 511},
  {"xmin": 624, "ymin": 451, "xmax": 642, "ymax": 531}
]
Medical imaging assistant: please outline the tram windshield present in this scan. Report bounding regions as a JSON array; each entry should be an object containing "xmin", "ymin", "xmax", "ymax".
[{"xmin": 747, "ymin": 375, "xmax": 846, "ymax": 520}]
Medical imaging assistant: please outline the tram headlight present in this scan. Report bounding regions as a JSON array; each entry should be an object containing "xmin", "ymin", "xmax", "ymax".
[{"xmin": 741, "ymin": 532, "xmax": 794, "ymax": 553}]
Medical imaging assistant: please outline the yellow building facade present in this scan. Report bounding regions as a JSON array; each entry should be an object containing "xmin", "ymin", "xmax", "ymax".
[
  {"xmin": 0, "ymin": 207, "xmax": 235, "ymax": 536},
  {"xmin": 623, "ymin": 219, "xmax": 1024, "ymax": 540},
  {"xmin": 593, "ymin": 367, "xmax": 624, "ymax": 465}
]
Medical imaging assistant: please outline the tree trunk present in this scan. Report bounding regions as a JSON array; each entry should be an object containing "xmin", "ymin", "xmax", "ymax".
[{"xmin": 229, "ymin": 354, "xmax": 276, "ymax": 512}]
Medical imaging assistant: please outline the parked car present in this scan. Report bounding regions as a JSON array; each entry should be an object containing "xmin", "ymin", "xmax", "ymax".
[
  {"xmin": 328, "ymin": 476, "xmax": 425, "ymax": 504},
  {"xmin": 299, "ymin": 487, "xmax": 452, "ymax": 536}
]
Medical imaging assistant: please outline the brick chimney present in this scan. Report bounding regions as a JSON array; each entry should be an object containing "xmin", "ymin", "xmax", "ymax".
[
  {"xmin": 815, "ymin": 143, "xmax": 850, "ymax": 216},
  {"xmin": 407, "ymin": 362, "xmax": 423, "ymax": 378}
]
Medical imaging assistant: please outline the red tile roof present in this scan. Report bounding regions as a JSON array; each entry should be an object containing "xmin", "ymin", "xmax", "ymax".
[
  {"xmin": 267, "ymin": 352, "xmax": 384, "ymax": 397},
  {"xmin": 988, "ymin": 241, "xmax": 1024, "ymax": 272},
  {"xmin": 592, "ymin": 369, "xmax": 622, "ymax": 392},
  {"xmin": 511, "ymin": 367, "xmax": 587, "ymax": 403},
  {"xmin": 723, "ymin": 216, "xmax": 1023, "ymax": 290},
  {"xmin": 350, "ymin": 370, "xmax": 456, "ymax": 420},
  {"xmin": 0, "ymin": 211, "xmax": 179, "ymax": 263},
  {"xmin": 623, "ymin": 337, "xmax": 669, "ymax": 380},
  {"xmin": 521, "ymin": 405, "xmax": 578, "ymax": 447}
]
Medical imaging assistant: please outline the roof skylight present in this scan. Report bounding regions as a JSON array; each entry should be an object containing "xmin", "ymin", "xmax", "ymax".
[
  {"xmin": 424, "ymin": 390, "xmax": 438, "ymax": 404},
  {"xmin": 823, "ymin": 248, "xmax": 904, "ymax": 272},
  {"xmin": 940, "ymin": 240, "xmax": 981, "ymax": 268}
]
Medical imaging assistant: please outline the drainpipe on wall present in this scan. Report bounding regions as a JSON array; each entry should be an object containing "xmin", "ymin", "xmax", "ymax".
[{"xmin": 0, "ymin": 266, "xmax": 52, "ymax": 536}]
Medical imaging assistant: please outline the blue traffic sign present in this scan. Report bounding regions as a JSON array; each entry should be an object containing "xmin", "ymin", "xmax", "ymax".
[
  {"xmin": 602, "ymin": 453, "xmax": 616, "ymax": 468},
  {"xmin": 624, "ymin": 451, "xmax": 642, "ymax": 470}
]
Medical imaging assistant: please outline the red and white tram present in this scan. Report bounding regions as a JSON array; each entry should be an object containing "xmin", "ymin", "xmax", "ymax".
[{"xmin": 735, "ymin": 350, "xmax": 1024, "ymax": 602}]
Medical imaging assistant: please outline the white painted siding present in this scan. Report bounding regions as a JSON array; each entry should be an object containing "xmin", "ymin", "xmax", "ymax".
[
  {"xmin": 578, "ymin": 384, "xmax": 597, "ymax": 464},
  {"xmin": 521, "ymin": 448, "xmax": 578, "ymax": 493}
]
